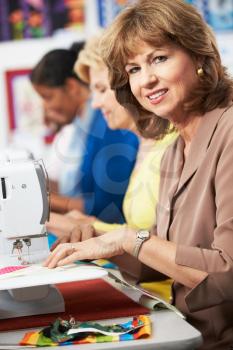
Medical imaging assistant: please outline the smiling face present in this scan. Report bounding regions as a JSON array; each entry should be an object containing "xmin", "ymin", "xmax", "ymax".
[
  {"xmin": 89, "ymin": 66, "xmax": 135, "ymax": 130},
  {"xmin": 125, "ymin": 41, "xmax": 199, "ymax": 124}
]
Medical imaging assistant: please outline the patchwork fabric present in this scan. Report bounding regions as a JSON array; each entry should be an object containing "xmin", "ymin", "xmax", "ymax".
[
  {"xmin": 20, "ymin": 315, "xmax": 151, "ymax": 346},
  {"xmin": 91, "ymin": 259, "xmax": 118, "ymax": 269},
  {"xmin": 74, "ymin": 259, "xmax": 118, "ymax": 270}
]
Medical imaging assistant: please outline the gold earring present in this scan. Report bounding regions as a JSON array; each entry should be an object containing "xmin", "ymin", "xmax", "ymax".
[{"xmin": 197, "ymin": 67, "xmax": 204, "ymax": 76}]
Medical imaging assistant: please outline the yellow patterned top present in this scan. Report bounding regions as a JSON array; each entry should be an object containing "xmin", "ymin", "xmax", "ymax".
[{"xmin": 93, "ymin": 132, "xmax": 177, "ymax": 232}]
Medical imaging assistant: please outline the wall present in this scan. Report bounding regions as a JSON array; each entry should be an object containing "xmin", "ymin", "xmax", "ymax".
[
  {"xmin": 216, "ymin": 32, "xmax": 233, "ymax": 77},
  {"xmin": 0, "ymin": 0, "xmax": 99, "ymax": 150}
]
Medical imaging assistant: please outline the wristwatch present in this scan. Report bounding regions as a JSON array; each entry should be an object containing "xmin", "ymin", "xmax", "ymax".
[{"xmin": 132, "ymin": 230, "xmax": 150, "ymax": 258}]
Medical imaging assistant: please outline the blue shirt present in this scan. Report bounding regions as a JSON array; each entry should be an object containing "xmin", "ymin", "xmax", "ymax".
[{"xmin": 74, "ymin": 109, "xmax": 139, "ymax": 223}]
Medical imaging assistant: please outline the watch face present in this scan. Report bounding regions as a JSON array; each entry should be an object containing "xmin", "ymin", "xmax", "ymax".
[{"xmin": 138, "ymin": 230, "xmax": 150, "ymax": 239}]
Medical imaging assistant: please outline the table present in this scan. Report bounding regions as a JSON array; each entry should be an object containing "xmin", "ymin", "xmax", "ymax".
[{"xmin": 0, "ymin": 275, "xmax": 203, "ymax": 350}]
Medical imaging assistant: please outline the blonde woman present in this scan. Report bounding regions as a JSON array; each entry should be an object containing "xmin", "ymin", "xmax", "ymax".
[{"xmin": 46, "ymin": 36, "xmax": 176, "ymax": 298}]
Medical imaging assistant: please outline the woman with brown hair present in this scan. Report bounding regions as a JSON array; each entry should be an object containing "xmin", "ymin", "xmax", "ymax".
[
  {"xmin": 47, "ymin": 36, "xmax": 176, "ymax": 299},
  {"xmin": 44, "ymin": 1, "xmax": 233, "ymax": 348}
]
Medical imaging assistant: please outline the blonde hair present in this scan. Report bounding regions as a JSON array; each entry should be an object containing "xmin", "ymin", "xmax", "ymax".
[
  {"xmin": 101, "ymin": 0, "xmax": 233, "ymax": 139},
  {"xmin": 74, "ymin": 36, "xmax": 105, "ymax": 84}
]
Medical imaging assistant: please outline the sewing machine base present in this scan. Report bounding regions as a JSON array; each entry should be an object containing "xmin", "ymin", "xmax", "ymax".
[{"xmin": 0, "ymin": 284, "xmax": 65, "ymax": 319}]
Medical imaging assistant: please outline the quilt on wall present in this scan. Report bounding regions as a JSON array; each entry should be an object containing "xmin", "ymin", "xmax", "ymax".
[{"xmin": 0, "ymin": 0, "xmax": 85, "ymax": 41}]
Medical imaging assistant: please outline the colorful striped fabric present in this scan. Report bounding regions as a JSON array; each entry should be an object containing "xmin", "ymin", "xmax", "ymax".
[
  {"xmin": 74, "ymin": 259, "xmax": 118, "ymax": 270},
  {"xmin": 20, "ymin": 315, "xmax": 151, "ymax": 346},
  {"xmin": 91, "ymin": 259, "xmax": 118, "ymax": 269}
]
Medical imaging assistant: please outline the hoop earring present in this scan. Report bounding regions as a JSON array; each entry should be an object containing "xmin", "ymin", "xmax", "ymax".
[{"xmin": 197, "ymin": 67, "xmax": 204, "ymax": 77}]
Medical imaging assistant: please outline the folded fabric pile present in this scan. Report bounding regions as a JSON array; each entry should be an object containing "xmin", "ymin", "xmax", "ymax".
[{"xmin": 20, "ymin": 315, "xmax": 151, "ymax": 346}]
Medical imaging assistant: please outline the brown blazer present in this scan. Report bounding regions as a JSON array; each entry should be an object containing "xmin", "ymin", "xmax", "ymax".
[{"xmin": 156, "ymin": 104, "xmax": 233, "ymax": 349}]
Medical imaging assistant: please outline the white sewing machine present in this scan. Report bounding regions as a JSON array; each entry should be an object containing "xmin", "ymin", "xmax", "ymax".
[
  {"xmin": 0, "ymin": 158, "xmax": 66, "ymax": 318},
  {"xmin": 0, "ymin": 158, "xmax": 50, "ymax": 266},
  {"xmin": 0, "ymin": 147, "xmax": 34, "ymax": 163},
  {"xmin": 0, "ymin": 158, "xmax": 107, "ymax": 319}
]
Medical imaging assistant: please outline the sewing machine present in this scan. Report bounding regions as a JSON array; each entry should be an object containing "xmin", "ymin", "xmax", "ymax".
[
  {"xmin": 0, "ymin": 158, "xmax": 66, "ymax": 318},
  {"xmin": 0, "ymin": 158, "xmax": 107, "ymax": 319},
  {"xmin": 0, "ymin": 147, "xmax": 33, "ymax": 163},
  {"xmin": 0, "ymin": 158, "xmax": 50, "ymax": 266}
]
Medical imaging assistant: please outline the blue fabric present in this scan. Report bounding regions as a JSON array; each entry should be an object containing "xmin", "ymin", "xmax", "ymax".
[
  {"xmin": 75, "ymin": 109, "xmax": 139, "ymax": 223},
  {"xmin": 47, "ymin": 233, "xmax": 57, "ymax": 248}
]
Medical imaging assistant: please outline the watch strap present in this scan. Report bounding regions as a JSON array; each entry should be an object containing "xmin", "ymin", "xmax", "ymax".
[{"xmin": 132, "ymin": 230, "xmax": 150, "ymax": 259}]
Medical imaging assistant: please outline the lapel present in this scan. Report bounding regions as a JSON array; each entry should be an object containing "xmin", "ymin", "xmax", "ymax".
[{"xmin": 174, "ymin": 106, "xmax": 230, "ymax": 197}]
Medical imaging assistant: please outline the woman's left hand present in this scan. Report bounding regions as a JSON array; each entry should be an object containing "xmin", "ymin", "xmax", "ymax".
[
  {"xmin": 65, "ymin": 209, "xmax": 96, "ymax": 223},
  {"xmin": 49, "ymin": 222, "xmax": 96, "ymax": 251},
  {"xmin": 46, "ymin": 212, "xmax": 80, "ymax": 240},
  {"xmin": 43, "ymin": 229, "xmax": 132, "ymax": 268}
]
